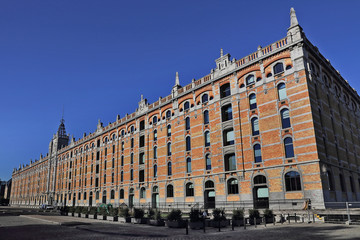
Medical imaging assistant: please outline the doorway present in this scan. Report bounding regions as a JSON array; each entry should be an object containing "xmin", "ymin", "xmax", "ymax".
[
  {"xmin": 253, "ymin": 175, "xmax": 269, "ymax": 209},
  {"xmin": 204, "ymin": 180, "xmax": 215, "ymax": 209},
  {"xmin": 152, "ymin": 186, "xmax": 159, "ymax": 208}
]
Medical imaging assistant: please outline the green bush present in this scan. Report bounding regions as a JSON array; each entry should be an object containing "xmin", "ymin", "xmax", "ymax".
[
  {"xmin": 212, "ymin": 208, "xmax": 226, "ymax": 221},
  {"xmin": 147, "ymin": 208, "xmax": 155, "ymax": 219},
  {"xmin": 89, "ymin": 207, "xmax": 97, "ymax": 215},
  {"xmin": 189, "ymin": 209, "xmax": 201, "ymax": 222},
  {"xmin": 132, "ymin": 208, "xmax": 144, "ymax": 218},
  {"xmin": 249, "ymin": 209, "xmax": 260, "ymax": 219},
  {"xmin": 154, "ymin": 210, "xmax": 162, "ymax": 220},
  {"xmin": 167, "ymin": 209, "xmax": 182, "ymax": 221},
  {"xmin": 118, "ymin": 207, "xmax": 130, "ymax": 217},
  {"xmin": 263, "ymin": 209, "xmax": 274, "ymax": 218},
  {"xmin": 98, "ymin": 207, "xmax": 108, "ymax": 216},
  {"xmin": 69, "ymin": 206, "xmax": 75, "ymax": 213},
  {"xmin": 232, "ymin": 209, "xmax": 244, "ymax": 220},
  {"xmin": 109, "ymin": 207, "xmax": 118, "ymax": 217},
  {"xmin": 81, "ymin": 207, "xmax": 89, "ymax": 214}
]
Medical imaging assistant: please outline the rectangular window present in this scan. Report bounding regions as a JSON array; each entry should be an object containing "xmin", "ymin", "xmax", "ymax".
[
  {"xmin": 139, "ymin": 135, "xmax": 145, "ymax": 147},
  {"xmin": 140, "ymin": 120, "xmax": 145, "ymax": 131},
  {"xmin": 139, "ymin": 152, "xmax": 145, "ymax": 164},
  {"xmin": 139, "ymin": 170, "xmax": 145, "ymax": 182}
]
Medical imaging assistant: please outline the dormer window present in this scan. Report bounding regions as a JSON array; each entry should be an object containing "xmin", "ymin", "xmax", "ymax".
[
  {"xmin": 220, "ymin": 83, "xmax": 231, "ymax": 98},
  {"xmin": 166, "ymin": 110, "xmax": 171, "ymax": 119},
  {"xmin": 201, "ymin": 94, "xmax": 208, "ymax": 104},
  {"xmin": 246, "ymin": 75, "xmax": 255, "ymax": 85},
  {"xmin": 184, "ymin": 101, "xmax": 190, "ymax": 111},
  {"xmin": 153, "ymin": 116, "xmax": 158, "ymax": 125}
]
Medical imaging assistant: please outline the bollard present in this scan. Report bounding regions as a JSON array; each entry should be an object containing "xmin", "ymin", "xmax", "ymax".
[
  {"xmin": 218, "ymin": 218, "xmax": 221, "ymax": 232},
  {"xmin": 186, "ymin": 220, "xmax": 188, "ymax": 235},
  {"xmin": 264, "ymin": 217, "xmax": 266, "ymax": 227},
  {"xmin": 232, "ymin": 219, "xmax": 234, "ymax": 231},
  {"xmin": 254, "ymin": 218, "xmax": 257, "ymax": 228},
  {"xmin": 203, "ymin": 218, "xmax": 206, "ymax": 233},
  {"xmin": 295, "ymin": 213, "xmax": 297, "ymax": 223},
  {"xmin": 288, "ymin": 214, "xmax": 290, "ymax": 224},
  {"xmin": 302, "ymin": 216, "xmax": 304, "ymax": 223},
  {"xmin": 244, "ymin": 217, "xmax": 246, "ymax": 230}
]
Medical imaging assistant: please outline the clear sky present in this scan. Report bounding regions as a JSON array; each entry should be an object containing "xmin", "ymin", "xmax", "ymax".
[{"xmin": 1, "ymin": 0, "xmax": 360, "ymax": 181}]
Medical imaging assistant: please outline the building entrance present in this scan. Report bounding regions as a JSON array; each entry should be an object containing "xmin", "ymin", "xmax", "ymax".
[
  {"xmin": 204, "ymin": 180, "xmax": 215, "ymax": 209},
  {"xmin": 253, "ymin": 175, "xmax": 269, "ymax": 209}
]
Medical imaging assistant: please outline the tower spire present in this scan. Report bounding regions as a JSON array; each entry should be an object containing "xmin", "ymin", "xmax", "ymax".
[
  {"xmin": 175, "ymin": 72, "xmax": 180, "ymax": 86},
  {"xmin": 290, "ymin": 7, "xmax": 299, "ymax": 28}
]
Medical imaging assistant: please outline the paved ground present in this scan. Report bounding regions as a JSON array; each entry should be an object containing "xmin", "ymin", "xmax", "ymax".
[{"xmin": 1, "ymin": 207, "xmax": 360, "ymax": 240}]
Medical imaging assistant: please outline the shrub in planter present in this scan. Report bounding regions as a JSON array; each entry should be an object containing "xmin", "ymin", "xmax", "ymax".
[
  {"xmin": 60, "ymin": 206, "xmax": 69, "ymax": 216},
  {"xmin": 131, "ymin": 208, "xmax": 146, "ymax": 224},
  {"xmin": 211, "ymin": 208, "xmax": 229, "ymax": 228},
  {"xmin": 81, "ymin": 207, "xmax": 89, "ymax": 218},
  {"xmin": 97, "ymin": 206, "xmax": 108, "ymax": 220},
  {"xmin": 232, "ymin": 209, "xmax": 244, "ymax": 226},
  {"xmin": 188, "ymin": 209, "xmax": 203, "ymax": 229},
  {"xmin": 118, "ymin": 207, "xmax": 131, "ymax": 223},
  {"xmin": 148, "ymin": 210, "xmax": 165, "ymax": 226},
  {"xmin": 147, "ymin": 208, "xmax": 155, "ymax": 219},
  {"xmin": 249, "ymin": 209, "xmax": 261, "ymax": 225},
  {"xmin": 88, "ymin": 207, "xmax": 97, "ymax": 219},
  {"xmin": 166, "ymin": 209, "xmax": 186, "ymax": 228},
  {"xmin": 68, "ymin": 206, "xmax": 75, "ymax": 216},
  {"xmin": 263, "ymin": 209, "xmax": 274, "ymax": 223},
  {"xmin": 107, "ymin": 207, "xmax": 118, "ymax": 221},
  {"xmin": 74, "ymin": 206, "xmax": 82, "ymax": 217}
]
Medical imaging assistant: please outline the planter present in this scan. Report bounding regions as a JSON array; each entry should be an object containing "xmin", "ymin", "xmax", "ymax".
[
  {"xmin": 232, "ymin": 219, "xmax": 244, "ymax": 226},
  {"xmin": 75, "ymin": 213, "xmax": 81, "ymax": 217},
  {"xmin": 107, "ymin": 216, "xmax": 118, "ymax": 222},
  {"xmin": 118, "ymin": 216, "xmax": 131, "ymax": 223},
  {"xmin": 88, "ymin": 214, "xmax": 97, "ymax": 219},
  {"xmin": 265, "ymin": 217, "xmax": 274, "ymax": 223},
  {"xmin": 68, "ymin": 212, "xmax": 74, "ymax": 217},
  {"xmin": 131, "ymin": 217, "xmax": 148, "ymax": 224},
  {"xmin": 148, "ymin": 219, "xmax": 165, "ymax": 226},
  {"xmin": 249, "ymin": 218, "xmax": 262, "ymax": 225},
  {"xmin": 97, "ymin": 214, "xmax": 107, "ymax": 220},
  {"xmin": 189, "ymin": 221, "xmax": 204, "ymax": 230},
  {"xmin": 210, "ymin": 219, "xmax": 230, "ymax": 228},
  {"xmin": 166, "ymin": 220, "xmax": 187, "ymax": 228},
  {"xmin": 80, "ymin": 213, "xmax": 88, "ymax": 218}
]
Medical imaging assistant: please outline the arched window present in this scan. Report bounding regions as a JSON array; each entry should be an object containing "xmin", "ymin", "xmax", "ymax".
[
  {"xmin": 204, "ymin": 131, "xmax": 210, "ymax": 147},
  {"xmin": 119, "ymin": 189, "xmax": 124, "ymax": 199},
  {"xmin": 184, "ymin": 101, "xmax": 190, "ymax": 110},
  {"xmin": 227, "ymin": 178, "xmax": 239, "ymax": 194},
  {"xmin": 251, "ymin": 117, "xmax": 259, "ymax": 136},
  {"xmin": 167, "ymin": 125, "xmax": 171, "ymax": 137},
  {"xmin": 120, "ymin": 171, "xmax": 123, "ymax": 182},
  {"xmin": 167, "ymin": 185, "xmax": 174, "ymax": 198},
  {"xmin": 153, "ymin": 146, "xmax": 157, "ymax": 159},
  {"xmin": 221, "ymin": 104, "xmax": 233, "ymax": 121},
  {"xmin": 111, "ymin": 190, "xmax": 115, "ymax": 199},
  {"xmin": 185, "ymin": 117, "xmax": 190, "ymax": 130},
  {"xmin": 153, "ymin": 116, "xmax": 158, "ymax": 125},
  {"xmin": 130, "ymin": 169, "xmax": 133, "ymax": 181},
  {"xmin": 154, "ymin": 164, "xmax": 157, "ymax": 178},
  {"xmin": 112, "ymin": 134, "xmax": 116, "ymax": 141},
  {"xmin": 223, "ymin": 128, "xmax": 234, "ymax": 146},
  {"xmin": 185, "ymin": 182, "xmax": 194, "ymax": 196},
  {"xmin": 203, "ymin": 110, "xmax": 209, "ymax": 124},
  {"xmin": 277, "ymin": 83, "xmax": 287, "ymax": 100},
  {"xmin": 186, "ymin": 136, "xmax": 191, "ymax": 151},
  {"xmin": 220, "ymin": 83, "xmax": 231, "ymax": 98},
  {"xmin": 130, "ymin": 153, "xmax": 134, "ymax": 164},
  {"xmin": 166, "ymin": 110, "xmax": 171, "ymax": 119},
  {"xmin": 246, "ymin": 75, "xmax": 255, "ymax": 85},
  {"xmin": 102, "ymin": 190, "xmax": 107, "ymax": 203},
  {"xmin": 284, "ymin": 137, "xmax": 295, "ymax": 158},
  {"xmin": 121, "ymin": 130, "xmax": 125, "ymax": 137},
  {"xmin": 280, "ymin": 108, "xmax": 291, "ymax": 129},
  {"xmin": 186, "ymin": 158, "xmax": 192, "ymax": 173},
  {"xmin": 205, "ymin": 154, "xmax": 211, "ymax": 170},
  {"xmin": 202, "ymin": 94, "xmax": 209, "ymax": 103},
  {"xmin": 254, "ymin": 175, "xmax": 267, "ymax": 184},
  {"xmin": 84, "ymin": 192, "xmax": 87, "ymax": 200},
  {"xmin": 285, "ymin": 171, "xmax": 301, "ymax": 191},
  {"xmin": 249, "ymin": 93, "xmax": 257, "ymax": 110},
  {"xmin": 121, "ymin": 155, "xmax": 124, "ymax": 166},
  {"xmin": 153, "ymin": 130, "xmax": 157, "ymax": 141},
  {"xmin": 167, "ymin": 142, "xmax": 172, "ymax": 156},
  {"xmin": 205, "ymin": 180, "xmax": 214, "ymax": 188},
  {"xmin": 254, "ymin": 144, "xmax": 262, "ymax": 163},
  {"xmin": 130, "ymin": 126, "xmax": 135, "ymax": 133},
  {"xmin": 273, "ymin": 62, "xmax": 284, "ymax": 74},
  {"xmin": 167, "ymin": 162, "xmax": 172, "ymax": 176},
  {"xmin": 140, "ymin": 187, "xmax": 146, "ymax": 198},
  {"xmin": 224, "ymin": 153, "xmax": 236, "ymax": 171}
]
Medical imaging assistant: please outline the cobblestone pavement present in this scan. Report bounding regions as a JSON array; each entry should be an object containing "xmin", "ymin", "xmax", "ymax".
[{"xmin": 1, "ymin": 210, "xmax": 360, "ymax": 240}]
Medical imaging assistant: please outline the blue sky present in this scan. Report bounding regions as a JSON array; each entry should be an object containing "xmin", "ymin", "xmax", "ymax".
[{"xmin": 1, "ymin": 0, "xmax": 360, "ymax": 181}]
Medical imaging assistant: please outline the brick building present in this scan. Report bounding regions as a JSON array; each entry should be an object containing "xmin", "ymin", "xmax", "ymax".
[{"xmin": 10, "ymin": 8, "xmax": 360, "ymax": 210}]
